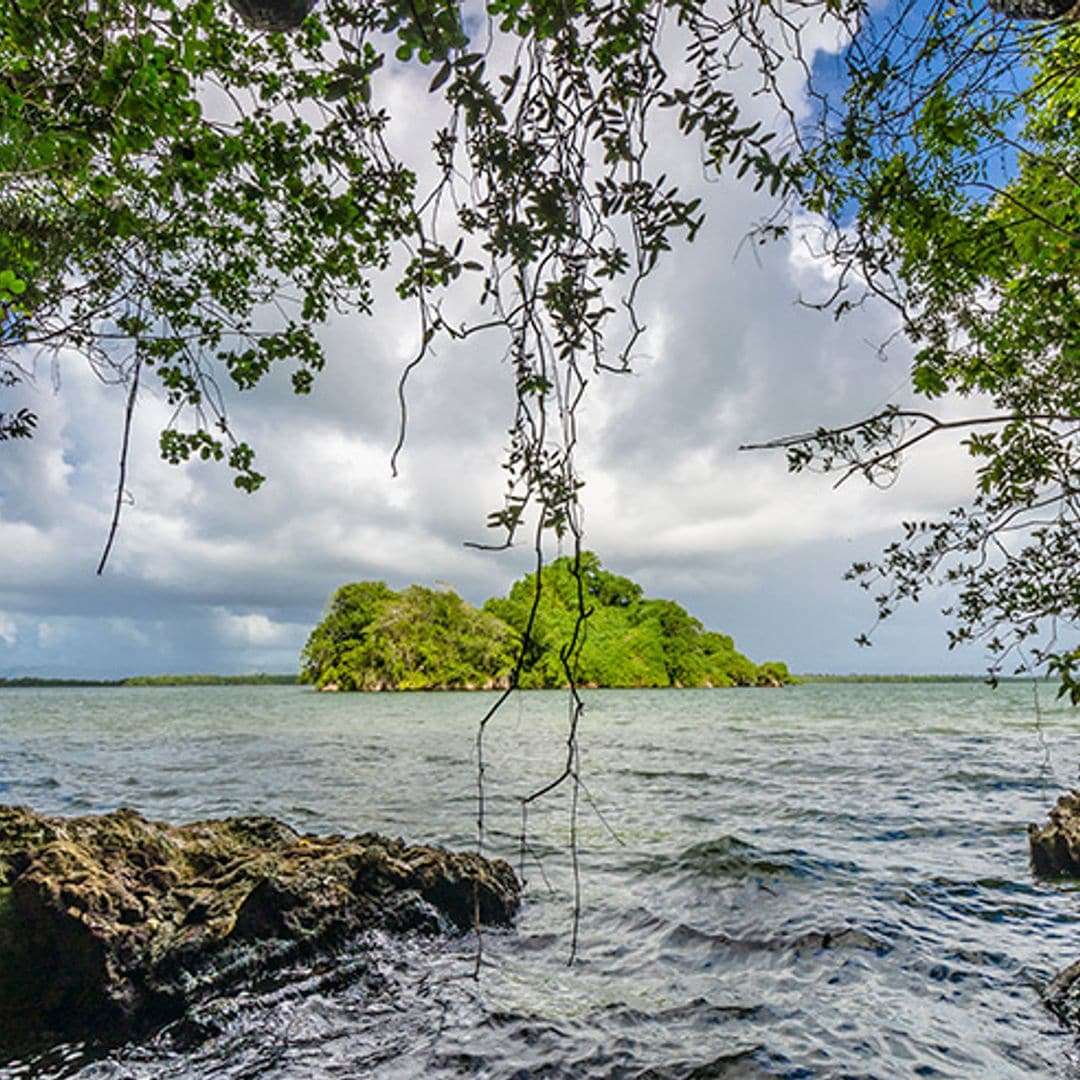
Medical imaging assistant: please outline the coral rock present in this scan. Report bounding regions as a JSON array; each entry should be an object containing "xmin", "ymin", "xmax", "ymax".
[{"xmin": 1028, "ymin": 790, "xmax": 1080, "ymax": 876}]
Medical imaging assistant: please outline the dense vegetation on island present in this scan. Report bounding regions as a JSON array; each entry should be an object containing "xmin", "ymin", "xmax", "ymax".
[
  {"xmin": 300, "ymin": 581, "xmax": 518, "ymax": 692},
  {"xmin": 301, "ymin": 554, "xmax": 792, "ymax": 692}
]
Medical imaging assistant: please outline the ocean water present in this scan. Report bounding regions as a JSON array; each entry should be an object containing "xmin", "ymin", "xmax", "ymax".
[{"xmin": 1, "ymin": 681, "xmax": 1079, "ymax": 1078}]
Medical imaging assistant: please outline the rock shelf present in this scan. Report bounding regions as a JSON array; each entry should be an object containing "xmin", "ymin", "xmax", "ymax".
[{"xmin": 0, "ymin": 804, "xmax": 519, "ymax": 1049}]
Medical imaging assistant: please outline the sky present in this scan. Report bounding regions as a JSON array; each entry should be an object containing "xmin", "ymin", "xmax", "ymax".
[{"xmin": 0, "ymin": 16, "xmax": 988, "ymax": 680}]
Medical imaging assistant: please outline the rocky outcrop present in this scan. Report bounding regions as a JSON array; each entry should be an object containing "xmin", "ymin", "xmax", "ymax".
[
  {"xmin": 1029, "ymin": 793, "xmax": 1080, "ymax": 1030},
  {"xmin": 0, "ymin": 805, "xmax": 519, "ymax": 1051},
  {"xmin": 1044, "ymin": 957, "xmax": 1080, "ymax": 1030},
  {"xmin": 1028, "ymin": 790, "xmax": 1080, "ymax": 876}
]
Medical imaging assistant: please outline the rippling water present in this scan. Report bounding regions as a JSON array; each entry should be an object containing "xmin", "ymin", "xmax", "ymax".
[{"xmin": 2, "ymin": 682, "xmax": 1080, "ymax": 1077}]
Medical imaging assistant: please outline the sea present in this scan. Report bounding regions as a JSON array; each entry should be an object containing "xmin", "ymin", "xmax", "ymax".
[{"xmin": 1, "ymin": 681, "xmax": 1079, "ymax": 1078}]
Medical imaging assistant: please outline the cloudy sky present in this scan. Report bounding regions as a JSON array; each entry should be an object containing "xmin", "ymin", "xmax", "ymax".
[{"xmin": 0, "ymin": 21, "xmax": 985, "ymax": 680}]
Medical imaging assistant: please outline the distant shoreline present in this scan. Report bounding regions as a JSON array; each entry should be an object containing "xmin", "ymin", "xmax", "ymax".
[
  {"xmin": 0, "ymin": 674, "xmax": 299, "ymax": 688},
  {"xmin": 0, "ymin": 672, "xmax": 1032, "ymax": 688},
  {"xmin": 795, "ymin": 673, "xmax": 995, "ymax": 684}
]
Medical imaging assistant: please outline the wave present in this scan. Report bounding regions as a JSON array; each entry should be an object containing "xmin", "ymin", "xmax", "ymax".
[{"xmin": 631, "ymin": 835, "xmax": 862, "ymax": 886}]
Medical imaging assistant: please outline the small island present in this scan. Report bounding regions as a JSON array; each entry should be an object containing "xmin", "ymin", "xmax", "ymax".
[{"xmin": 300, "ymin": 553, "xmax": 792, "ymax": 691}]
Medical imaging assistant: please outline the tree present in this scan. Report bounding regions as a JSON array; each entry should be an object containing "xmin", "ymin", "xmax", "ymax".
[
  {"xmin": 301, "ymin": 580, "xmax": 518, "ymax": 689},
  {"xmin": 299, "ymin": 580, "xmax": 396, "ymax": 687},
  {"xmin": 744, "ymin": 12, "xmax": 1080, "ymax": 694},
  {"xmin": 482, "ymin": 553, "xmax": 788, "ymax": 687}
]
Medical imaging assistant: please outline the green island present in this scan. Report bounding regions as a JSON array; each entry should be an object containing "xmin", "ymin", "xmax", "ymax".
[{"xmin": 300, "ymin": 553, "xmax": 793, "ymax": 692}]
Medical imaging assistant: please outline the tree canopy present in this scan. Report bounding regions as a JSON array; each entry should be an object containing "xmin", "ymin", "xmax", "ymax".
[
  {"xmin": 746, "ymin": 12, "xmax": 1080, "ymax": 694},
  {"xmin": 300, "ymin": 579, "xmax": 519, "ymax": 689},
  {"xmin": 0, "ymin": 0, "xmax": 786, "ymax": 562},
  {"xmin": 2, "ymin": 0, "xmax": 1078, "ymax": 685},
  {"xmin": 300, "ymin": 554, "xmax": 792, "ymax": 690}
]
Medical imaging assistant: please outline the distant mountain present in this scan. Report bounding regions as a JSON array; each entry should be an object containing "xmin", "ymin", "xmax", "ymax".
[{"xmin": 300, "ymin": 553, "xmax": 792, "ymax": 692}]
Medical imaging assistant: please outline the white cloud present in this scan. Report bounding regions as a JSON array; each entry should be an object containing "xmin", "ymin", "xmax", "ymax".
[
  {"xmin": 36, "ymin": 619, "xmax": 69, "ymax": 648},
  {"xmin": 215, "ymin": 610, "xmax": 298, "ymax": 647},
  {"xmin": 0, "ymin": 612, "xmax": 16, "ymax": 646},
  {"xmin": 107, "ymin": 618, "xmax": 151, "ymax": 648}
]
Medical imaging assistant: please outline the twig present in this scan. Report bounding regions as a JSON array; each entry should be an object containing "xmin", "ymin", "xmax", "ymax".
[{"xmin": 97, "ymin": 354, "xmax": 142, "ymax": 575}]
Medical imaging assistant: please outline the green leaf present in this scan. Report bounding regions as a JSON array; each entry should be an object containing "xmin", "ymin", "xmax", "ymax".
[{"xmin": 429, "ymin": 60, "xmax": 452, "ymax": 92}]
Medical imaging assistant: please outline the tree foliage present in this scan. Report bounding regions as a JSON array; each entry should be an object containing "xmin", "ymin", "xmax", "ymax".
[
  {"xmin": 300, "ymin": 580, "xmax": 519, "ymax": 689},
  {"xmin": 0, "ymin": 0, "xmax": 788, "ymax": 561},
  {"xmin": 300, "ymin": 554, "xmax": 792, "ymax": 690},
  {"xmin": 0, "ymin": 0, "xmax": 423, "ymax": 492},
  {"xmin": 747, "ymin": 12, "xmax": 1080, "ymax": 692}
]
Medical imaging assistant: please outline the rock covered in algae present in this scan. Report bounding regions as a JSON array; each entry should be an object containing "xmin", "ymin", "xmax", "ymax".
[
  {"xmin": 0, "ymin": 804, "xmax": 519, "ymax": 1048},
  {"xmin": 1028, "ymin": 790, "xmax": 1080, "ymax": 876}
]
